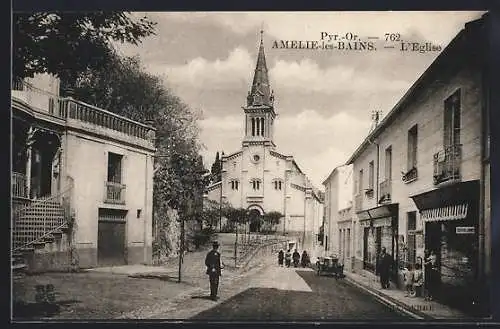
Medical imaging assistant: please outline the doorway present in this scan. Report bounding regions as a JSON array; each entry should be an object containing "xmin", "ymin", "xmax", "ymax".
[{"xmin": 98, "ymin": 208, "xmax": 127, "ymax": 266}]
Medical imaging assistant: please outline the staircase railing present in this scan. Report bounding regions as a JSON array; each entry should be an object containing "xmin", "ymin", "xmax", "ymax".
[{"xmin": 12, "ymin": 182, "xmax": 74, "ymax": 251}]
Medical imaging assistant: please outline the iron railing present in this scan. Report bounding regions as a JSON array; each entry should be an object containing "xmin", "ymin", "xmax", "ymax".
[
  {"xmin": 433, "ymin": 144, "xmax": 462, "ymax": 185},
  {"xmin": 12, "ymin": 183, "xmax": 73, "ymax": 251},
  {"xmin": 402, "ymin": 167, "xmax": 418, "ymax": 183},
  {"xmin": 12, "ymin": 80, "xmax": 155, "ymax": 142},
  {"xmin": 105, "ymin": 181, "xmax": 126, "ymax": 204},
  {"xmin": 379, "ymin": 179, "xmax": 392, "ymax": 203},
  {"xmin": 12, "ymin": 172, "xmax": 27, "ymax": 198}
]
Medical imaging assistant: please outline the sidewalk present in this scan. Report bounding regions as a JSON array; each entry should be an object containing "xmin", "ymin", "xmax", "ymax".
[
  {"xmin": 344, "ymin": 270, "xmax": 470, "ymax": 320},
  {"xmin": 120, "ymin": 255, "xmax": 276, "ymax": 319}
]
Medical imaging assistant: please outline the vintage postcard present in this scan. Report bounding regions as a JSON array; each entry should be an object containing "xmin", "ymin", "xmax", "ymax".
[{"xmin": 11, "ymin": 11, "xmax": 493, "ymax": 321}]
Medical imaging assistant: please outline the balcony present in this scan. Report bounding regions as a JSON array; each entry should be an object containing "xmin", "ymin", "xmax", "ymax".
[
  {"xmin": 402, "ymin": 167, "xmax": 418, "ymax": 184},
  {"xmin": 12, "ymin": 79, "xmax": 155, "ymax": 146},
  {"xmin": 379, "ymin": 179, "xmax": 392, "ymax": 204},
  {"xmin": 354, "ymin": 194, "xmax": 363, "ymax": 211},
  {"xmin": 433, "ymin": 144, "xmax": 462, "ymax": 186},
  {"xmin": 104, "ymin": 182, "xmax": 126, "ymax": 205},
  {"xmin": 12, "ymin": 172, "xmax": 28, "ymax": 198}
]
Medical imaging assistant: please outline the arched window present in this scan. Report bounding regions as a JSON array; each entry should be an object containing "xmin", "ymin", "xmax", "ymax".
[
  {"xmin": 251, "ymin": 179, "xmax": 261, "ymax": 190},
  {"xmin": 260, "ymin": 117, "xmax": 265, "ymax": 136},
  {"xmin": 230, "ymin": 179, "xmax": 239, "ymax": 190},
  {"xmin": 273, "ymin": 179, "xmax": 283, "ymax": 190}
]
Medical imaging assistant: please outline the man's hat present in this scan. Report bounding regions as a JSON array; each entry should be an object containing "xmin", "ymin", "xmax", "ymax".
[{"xmin": 212, "ymin": 241, "xmax": 219, "ymax": 247}]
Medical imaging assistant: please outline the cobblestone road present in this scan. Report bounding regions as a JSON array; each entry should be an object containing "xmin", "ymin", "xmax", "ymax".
[{"xmin": 189, "ymin": 266, "xmax": 414, "ymax": 321}]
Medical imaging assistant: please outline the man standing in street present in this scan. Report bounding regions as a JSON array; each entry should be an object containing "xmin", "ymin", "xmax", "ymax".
[
  {"xmin": 205, "ymin": 241, "xmax": 223, "ymax": 301},
  {"xmin": 378, "ymin": 247, "xmax": 392, "ymax": 289}
]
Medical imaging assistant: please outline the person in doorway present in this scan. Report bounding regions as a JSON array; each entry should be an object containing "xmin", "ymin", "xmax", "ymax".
[
  {"xmin": 301, "ymin": 250, "xmax": 310, "ymax": 268},
  {"xmin": 424, "ymin": 249, "xmax": 438, "ymax": 300},
  {"xmin": 285, "ymin": 249, "xmax": 292, "ymax": 267},
  {"xmin": 205, "ymin": 241, "xmax": 224, "ymax": 301},
  {"xmin": 278, "ymin": 249, "xmax": 284, "ymax": 267},
  {"xmin": 403, "ymin": 264, "xmax": 415, "ymax": 297},
  {"xmin": 292, "ymin": 249, "xmax": 301, "ymax": 268},
  {"xmin": 413, "ymin": 263, "xmax": 424, "ymax": 297},
  {"xmin": 377, "ymin": 247, "xmax": 392, "ymax": 289}
]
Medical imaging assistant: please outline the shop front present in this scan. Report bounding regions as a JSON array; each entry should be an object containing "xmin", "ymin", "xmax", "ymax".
[
  {"xmin": 357, "ymin": 203, "xmax": 399, "ymax": 283},
  {"xmin": 411, "ymin": 180, "xmax": 481, "ymax": 314}
]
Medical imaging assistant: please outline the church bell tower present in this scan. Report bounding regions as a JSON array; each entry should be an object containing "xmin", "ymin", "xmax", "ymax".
[{"xmin": 242, "ymin": 30, "xmax": 276, "ymax": 148}]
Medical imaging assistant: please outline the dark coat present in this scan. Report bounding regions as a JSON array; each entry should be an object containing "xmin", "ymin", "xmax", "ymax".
[
  {"xmin": 377, "ymin": 253, "xmax": 392, "ymax": 275},
  {"xmin": 278, "ymin": 250, "xmax": 284, "ymax": 260},
  {"xmin": 205, "ymin": 249, "xmax": 222, "ymax": 276},
  {"xmin": 292, "ymin": 251, "xmax": 300, "ymax": 261}
]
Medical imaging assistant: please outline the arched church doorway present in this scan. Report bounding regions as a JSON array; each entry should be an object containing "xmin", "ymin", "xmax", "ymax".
[{"xmin": 248, "ymin": 209, "xmax": 262, "ymax": 233}]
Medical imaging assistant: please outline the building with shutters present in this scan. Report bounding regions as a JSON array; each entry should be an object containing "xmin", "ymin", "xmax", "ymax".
[
  {"xmin": 322, "ymin": 165, "xmax": 355, "ymax": 271},
  {"xmin": 205, "ymin": 32, "xmax": 323, "ymax": 256},
  {"xmin": 11, "ymin": 73, "xmax": 156, "ymax": 272},
  {"xmin": 344, "ymin": 13, "xmax": 491, "ymax": 314}
]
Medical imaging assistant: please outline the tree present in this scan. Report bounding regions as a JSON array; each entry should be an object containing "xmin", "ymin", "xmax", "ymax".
[
  {"xmin": 12, "ymin": 12, "xmax": 156, "ymax": 89},
  {"xmin": 262, "ymin": 211, "xmax": 283, "ymax": 233},
  {"xmin": 72, "ymin": 53, "xmax": 205, "ymax": 261},
  {"xmin": 210, "ymin": 151, "xmax": 222, "ymax": 183}
]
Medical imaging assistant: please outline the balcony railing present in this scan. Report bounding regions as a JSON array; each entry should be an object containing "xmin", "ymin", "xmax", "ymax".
[
  {"xmin": 12, "ymin": 172, "xmax": 27, "ymax": 198},
  {"xmin": 433, "ymin": 144, "xmax": 462, "ymax": 185},
  {"xmin": 402, "ymin": 167, "xmax": 418, "ymax": 183},
  {"xmin": 12, "ymin": 79, "xmax": 155, "ymax": 143},
  {"xmin": 104, "ymin": 182, "xmax": 126, "ymax": 204},
  {"xmin": 379, "ymin": 179, "xmax": 392, "ymax": 203},
  {"xmin": 354, "ymin": 194, "xmax": 363, "ymax": 211}
]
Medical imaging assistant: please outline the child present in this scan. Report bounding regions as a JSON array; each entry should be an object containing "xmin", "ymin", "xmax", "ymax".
[
  {"xmin": 412, "ymin": 263, "xmax": 424, "ymax": 297},
  {"xmin": 403, "ymin": 264, "xmax": 414, "ymax": 297}
]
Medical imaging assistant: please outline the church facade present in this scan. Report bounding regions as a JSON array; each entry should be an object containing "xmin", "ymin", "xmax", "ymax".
[{"xmin": 206, "ymin": 33, "xmax": 323, "ymax": 255}]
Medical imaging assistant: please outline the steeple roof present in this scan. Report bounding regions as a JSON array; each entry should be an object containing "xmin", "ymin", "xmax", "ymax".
[{"xmin": 246, "ymin": 30, "xmax": 273, "ymax": 108}]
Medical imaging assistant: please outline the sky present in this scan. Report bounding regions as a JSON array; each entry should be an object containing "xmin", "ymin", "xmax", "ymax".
[{"xmin": 116, "ymin": 11, "xmax": 484, "ymax": 189}]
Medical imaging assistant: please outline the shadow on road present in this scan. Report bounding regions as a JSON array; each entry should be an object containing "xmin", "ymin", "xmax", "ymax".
[
  {"xmin": 191, "ymin": 295, "xmax": 215, "ymax": 301},
  {"xmin": 13, "ymin": 300, "xmax": 80, "ymax": 320}
]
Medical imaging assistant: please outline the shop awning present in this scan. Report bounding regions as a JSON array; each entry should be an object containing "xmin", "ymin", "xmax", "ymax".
[
  {"xmin": 410, "ymin": 180, "xmax": 479, "ymax": 211},
  {"xmin": 356, "ymin": 203, "xmax": 398, "ymax": 220},
  {"xmin": 421, "ymin": 203, "xmax": 469, "ymax": 222}
]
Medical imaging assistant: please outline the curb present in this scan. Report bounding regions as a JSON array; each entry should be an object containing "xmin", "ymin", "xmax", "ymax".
[{"xmin": 343, "ymin": 275, "xmax": 432, "ymax": 320}]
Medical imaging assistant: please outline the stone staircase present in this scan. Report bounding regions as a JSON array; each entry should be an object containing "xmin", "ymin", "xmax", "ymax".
[{"xmin": 12, "ymin": 186, "xmax": 73, "ymax": 274}]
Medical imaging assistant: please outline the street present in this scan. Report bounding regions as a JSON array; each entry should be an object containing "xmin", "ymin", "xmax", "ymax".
[{"xmin": 181, "ymin": 262, "xmax": 414, "ymax": 321}]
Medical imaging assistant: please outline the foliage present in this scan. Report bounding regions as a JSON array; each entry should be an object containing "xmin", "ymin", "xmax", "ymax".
[
  {"xmin": 70, "ymin": 49, "xmax": 206, "ymax": 260},
  {"xmin": 210, "ymin": 151, "xmax": 222, "ymax": 183},
  {"xmin": 223, "ymin": 207, "xmax": 249, "ymax": 226},
  {"xmin": 261, "ymin": 211, "xmax": 283, "ymax": 233},
  {"xmin": 12, "ymin": 12, "xmax": 156, "ymax": 87}
]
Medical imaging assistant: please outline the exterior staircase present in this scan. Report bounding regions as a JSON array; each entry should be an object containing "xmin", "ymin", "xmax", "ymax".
[{"xmin": 12, "ymin": 185, "xmax": 73, "ymax": 274}]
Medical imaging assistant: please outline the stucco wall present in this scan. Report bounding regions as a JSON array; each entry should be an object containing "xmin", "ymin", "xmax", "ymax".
[{"xmin": 65, "ymin": 130, "xmax": 153, "ymax": 267}]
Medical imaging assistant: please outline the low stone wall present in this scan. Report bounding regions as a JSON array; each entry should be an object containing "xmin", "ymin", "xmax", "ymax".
[{"xmin": 239, "ymin": 239, "xmax": 288, "ymax": 272}]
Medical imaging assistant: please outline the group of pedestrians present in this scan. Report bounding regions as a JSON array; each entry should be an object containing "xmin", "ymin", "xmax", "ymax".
[
  {"xmin": 277, "ymin": 249, "xmax": 311, "ymax": 268},
  {"xmin": 377, "ymin": 247, "xmax": 439, "ymax": 300}
]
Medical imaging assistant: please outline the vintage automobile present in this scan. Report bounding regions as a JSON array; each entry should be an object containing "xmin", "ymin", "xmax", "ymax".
[{"xmin": 316, "ymin": 256, "xmax": 344, "ymax": 278}]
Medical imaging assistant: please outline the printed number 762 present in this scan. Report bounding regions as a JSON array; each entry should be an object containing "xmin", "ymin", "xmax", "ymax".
[{"xmin": 385, "ymin": 33, "xmax": 401, "ymax": 42}]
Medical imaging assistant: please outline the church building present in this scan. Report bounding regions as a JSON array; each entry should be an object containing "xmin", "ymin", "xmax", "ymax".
[{"xmin": 206, "ymin": 32, "xmax": 323, "ymax": 254}]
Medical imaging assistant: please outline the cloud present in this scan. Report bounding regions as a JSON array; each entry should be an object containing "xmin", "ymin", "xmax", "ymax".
[
  {"xmin": 270, "ymin": 58, "xmax": 410, "ymax": 94},
  {"xmin": 151, "ymin": 47, "xmax": 254, "ymax": 90},
  {"xmin": 200, "ymin": 109, "xmax": 371, "ymax": 188}
]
